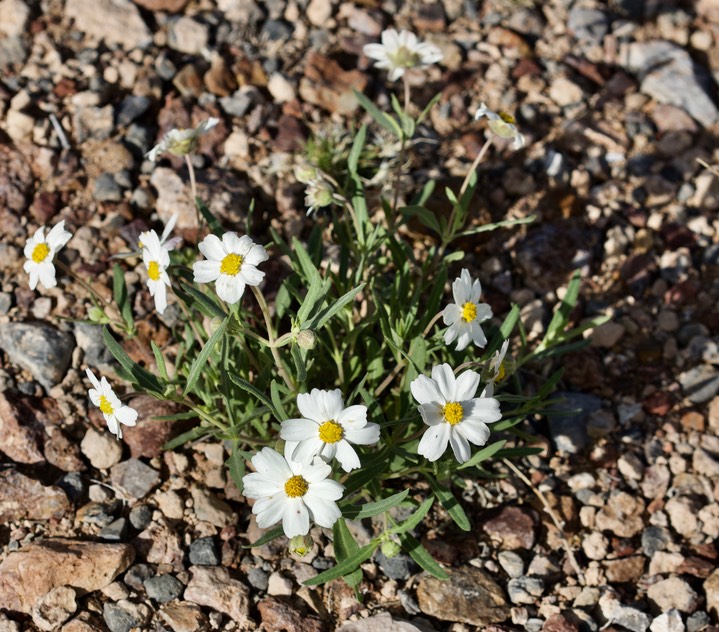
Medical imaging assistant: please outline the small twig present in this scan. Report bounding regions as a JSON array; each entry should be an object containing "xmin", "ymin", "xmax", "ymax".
[
  {"xmin": 49, "ymin": 113, "xmax": 70, "ymax": 150},
  {"xmin": 459, "ymin": 136, "xmax": 493, "ymax": 198},
  {"xmin": 502, "ymin": 458, "xmax": 586, "ymax": 585},
  {"xmin": 697, "ymin": 158, "xmax": 719, "ymax": 178}
]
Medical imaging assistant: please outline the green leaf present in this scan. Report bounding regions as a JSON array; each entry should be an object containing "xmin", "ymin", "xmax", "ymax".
[
  {"xmin": 151, "ymin": 341, "xmax": 169, "ymax": 382},
  {"xmin": 183, "ymin": 317, "xmax": 229, "ymax": 396},
  {"xmin": 306, "ymin": 283, "xmax": 364, "ymax": 330},
  {"xmin": 303, "ymin": 542, "xmax": 377, "ymax": 586},
  {"xmin": 452, "ymin": 215, "xmax": 536, "ymax": 239},
  {"xmin": 392, "ymin": 497, "xmax": 434, "ymax": 535},
  {"xmin": 101, "ymin": 327, "xmax": 163, "ymax": 394},
  {"xmin": 348, "ymin": 124, "xmax": 367, "ymax": 175},
  {"xmin": 291, "ymin": 237, "xmax": 322, "ymax": 283},
  {"xmin": 246, "ymin": 525, "xmax": 285, "ymax": 548},
  {"xmin": 179, "ymin": 282, "xmax": 227, "ymax": 319},
  {"xmin": 500, "ymin": 305, "xmax": 521, "ymax": 341},
  {"xmin": 417, "ymin": 93, "xmax": 441, "ymax": 125},
  {"xmin": 291, "ymin": 344, "xmax": 307, "ymax": 383},
  {"xmin": 333, "ymin": 519, "xmax": 363, "ymax": 590},
  {"xmin": 112, "ymin": 264, "xmax": 134, "ymax": 331},
  {"xmin": 398, "ymin": 533, "xmax": 449, "ymax": 580},
  {"xmin": 270, "ymin": 380, "xmax": 290, "ymax": 421},
  {"xmin": 399, "ymin": 205, "xmax": 442, "ymax": 236},
  {"xmin": 341, "ymin": 448, "xmax": 391, "ymax": 496},
  {"xmin": 226, "ymin": 444, "xmax": 248, "ymax": 494},
  {"xmin": 353, "ymin": 89, "xmax": 403, "ymax": 139},
  {"xmin": 230, "ymin": 374, "xmax": 278, "ymax": 418},
  {"xmin": 162, "ymin": 424, "xmax": 210, "ymax": 451},
  {"xmin": 544, "ymin": 269, "xmax": 581, "ymax": 344},
  {"xmin": 425, "ymin": 474, "xmax": 471, "ymax": 531},
  {"xmin": 495, "ymin": 446, "xmax": 544, "ymax": 459},
  {"xmin": 196, "ymin": 197, "xmax": 223, "ymax": 235},
  {"xmin": 458, "ymin": 439, "xmax": 507, "ymax": 470},
  {"xmin": 343, "ymin": 490, "xmax": 410, "ymax": 520},
  {"xmin": 297, "ymin": 276, "xmax": 331, "ymax": 324}
]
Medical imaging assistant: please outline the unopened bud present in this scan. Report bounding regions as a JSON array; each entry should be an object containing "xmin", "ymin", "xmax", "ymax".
[
  {"xmin": 295, "ymin": 165, "xmax": 318, "ymax": 184},
  {"xmin": 296, "ymin": 329, "xmax": 317, "ymax": 350},
  {"xmin": 289, "ymin": 534, "xmax": 313, "ymax": 557},
  {"xmin": 380, "ymin": 539, "xmax": 401, "ymax": 558},
  {"xmin": 88, "ymin": 306, "xmax": 109, "ymax": 323}
]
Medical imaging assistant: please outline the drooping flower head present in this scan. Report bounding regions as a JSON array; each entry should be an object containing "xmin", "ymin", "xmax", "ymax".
[
  {"xmin": 86, "ymin": 368, "xmax": 138, "ymax": 440},
  {"xmin": 363, "ymin": 28, "xmax": 443, "ymax": 82},
  {"xmin": 304, "ymin": 178, "xmax": 335, "ymax": 216},
  {"xmin": 281, "ymin": 389, "xmax": 380, "ymax": 473},
  {"xmin": 192, "ymin": 232, "xmax": 268, "ymax": 305},
  {"xmin": 23, "ymin": 221, "xmax": 72, "ymax": 290},
  {"xmin": 482, "ymin": 339, "xmax": 510, "ymax": 397},
  {"xmin": 242, "ymin": 447, "xmax": 344, "ymax": 538},
  {"xmin": 141, "ymin": 230, "xmax": 171, "ymax": 315},
  {"xmin": 443, "ymin": 269, "xmax": 492, "ymax": 352},
  {"xmin": 410, "ymin": 364, "xmax": 502, "ymax": 463},
  {"xmin": 138, "ymin": 212, "xmax": 181, "ymax": 253},
  {"xmin": 475, "ymin": 104, "xmax": 525, "ymax": 150},
  {"xmin": 147, "ymin": 117, "xmax": 219, "ymax": 162}
]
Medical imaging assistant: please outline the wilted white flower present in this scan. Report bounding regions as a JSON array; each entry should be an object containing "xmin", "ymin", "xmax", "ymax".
[
  {"xmin": 475, "ymin": 103, "xmax": 525, "ymax": 149},
  {"xmin": 304, "ymin": 178, "xmax": 335, "ymax": 215},
  {"xmin": 443, "ymin": 269, "xmax": 492, "ymax": 351},
  {"xmin": 141, "ymin": 230, "xmax": 171, "ymax": 314},
  {"xmin": 147, "ymin": 117, "xmax": 219, "ymax": 162},
  {"xmin": 281, "ymin": 389, "xmax": 380, "ymax": 472},
  {"xmin": 23, "ymin": 221, "xmax": 72, "ymax": 290},
  {"xmin": 363, "ymin": 28, "xmax": 443, "ymax": 82},
  {"xmin": 242, "ymin": 447, "xmax": 344, "ymax": 538},
  {"xmin": 86, "ymin": 368, "xmax": 138, "ymax": 440},
  {"xmin": 192, "ymin": 232, "xmax": 268, "ymax": 304},
  {"xmin": 482, "ymin": 339, "xmax": 510, "ymax": 397},
  {"xmin": 410, "ymin": 364, "xmax": 501, "ymax": 463}
]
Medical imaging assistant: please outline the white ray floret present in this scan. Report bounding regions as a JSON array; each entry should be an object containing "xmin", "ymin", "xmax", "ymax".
[
  {"xmin": 281, "ymin": 388, "xmax": 380, "ymax": 473},
  {"xmin": 242, "ymin": 447, "xmax": 344, "ymax": 538},
  {"xmin": 363, "ymin": 28, "xmax": 443, "ymax": 82},
  {"xmin": 475, "ymin": 103, "xmax": 525, "ymax": 149},
  {"xmin": 483, "ymin": 339, "xmax": 510, "ymax": 397},
  {"xmin": 443, "ymin": 269, "xmax": 492, "ymax": 351},
  {"xmin": 23, "ymin": 221, "xmax": 72, "ymax": 290},
  {"xmin": 86, "ymin": 368, "xmax": 138, "ymax": 440},
  {"xmin": 141, "ymin": 230, "xmax": 171, "ymax": 315},
  {"xmin": 410, "ymin": 363, "xmax": 501, "ymax": 464},
  {"xmin": 147, "ymin": 117, "xmax": 219, "ymax": 162}
]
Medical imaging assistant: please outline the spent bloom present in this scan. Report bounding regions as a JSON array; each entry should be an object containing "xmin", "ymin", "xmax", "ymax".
[
  {"xmin": 443, "ymin": 269, "xmax": 492, "ymax": 352},
  {"xmin": 475, "ymin": 103, "xmax": 525, "ymax": 150},
  {"xmin": 281, "ymin": 389, "xmax": 380, "ymax": 472},
  {"xmin": 147, "ymin": 117, "xmax": 219, "ymax": 162},
  {"xmin": 411, "ymin": 364, "xmax": 501, "ymax": 463},
  {"xmin": 23, "ymin": 221, "xmax": 72, "ymax": 290},
  {"xmin": 482, "ymin": 339, "xmax": 510, "ymax": 397},
  {"xmin": 86, "ymin": 368, "xmax": 138, "ymax": 440},
  {"xmin": 193, "ymin": 232, "xmax": 268, "ymax": 304},
  {"xmin": 141, "ymin": 230, "xmax": 171, "ymax": 315},
  {"xmin": 363, "ymin": 28, "xmax": 443, "ymax": 82},
  {"xmin": 242, "ymin": 447, "xmax": 344, "ymax": 538}
]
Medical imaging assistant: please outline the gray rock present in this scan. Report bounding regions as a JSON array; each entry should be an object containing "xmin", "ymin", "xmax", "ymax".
[
  {"xmin": 650, "ymin": 609, "xmax": 686, "ymax": 632},
  {"xmin": 110, "ymin": 459, "xmax": 160, "ymax": 500},
  {"xmin": 507, "ymin": 577, "xmax": 544, "ymax": 605},
  {"xmin": 144, "ymin": 574, "xmax": 183, "ymax": 603},
  {"xmin": 65, "ymin": 0, "xmax": 152, "ymax": 50},
  {"xmin": 220, "ymin": 87, "xmax": 260, "ymax": 118},
  {"xmin": 246, "ymin": 567, "xmax": 269, "ymax": 591},
  {"xmin": 547, "ymin": 392, "xmax": 603, "ymax": 453},
  {"xmin": 679, "ymin": 365, "xmax": 719, "ymax": 404},
  {"xmin": 568, "ymin": 7, "xmax": 609, "ymax": 42},
  {"xmin": 623, "ymin": 41, "xmax": 718, "ymax": 127},
  {"xmin": 123, "ymin": 564, "xmax": 154, "ymax": 592},
  {"xmin": 128, "ymin": 504, "xmax": 153, "ymax": 531},
  {"xmin": 116, "ymin": 96, "xmax": 151, "ymax": 128},
  {"xmin": 498, "ymin": 551, "xmax": 525, "ymax": 578},
  {"xmin": 102, "ymin": 600, "xmax": 150, "ymax": 632},
  {"xmin": 642, "ymin": 526, "xmax": 672, "ymax": 558},
  {"xmin": 30, "ymin": 585, "xmax": 77, "ymax": 631},
  {"xmin": 599, "ymin": 592, "xmax": 650, "ymax": 632},
  {"xmin": 376, "ymin": 552, "xmax": 419, "ymax": 581},
  {"xmin": 167, "ymin": 16, "xmax": 208, "ymax": 55},
  {"xmin": 99, "ymin": 518, "xmax": 128, "ymax": 542},
  {"xmin": 337, "ymin": 613, "xmax": 435, "ymax": 632},
  {"xmin": 687, "ymin": 611, "xmax": 710, "ymax": 632},
  {"xmin": 262, "ymin": 18, "xmax": 293, "ymax": 40},
  {"xmin": 0, "ymin": 322, "xmax": 74, "ymax": 392},
  {"xmin": 93, "ymin": 174, "xmax": 122, "ymax": 202},
  {"xmin": 189, "ymin": 537, "xmax": 220, "ymax": 566},
  {"xmin": 56, "ymin": 472, "xmax": 85, "ymax": 502}
]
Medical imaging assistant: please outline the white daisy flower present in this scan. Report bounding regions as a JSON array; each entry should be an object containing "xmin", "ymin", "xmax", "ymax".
[
  {"xmin": 443, "ymin": 269, "xmax": 493, "ymax": 352},
  {"xmin": 363, "ymin": 28, "xmax": 443, "ymax": 82},
  {"xmin": 138, "ymin": 212, "xmax": 181, "ymax": 253},
  {"xmin": 86, "ymin": 368, "xmax": 138, "ymax": 440},
  {"xmin": 482, "ymin": 339, "xmax": 510, "ymax": 397},
  {"xmin": 192, "ymin": 232, "xmax": 268, "ymax": 305},
  {"xmin": 141, "ymin": 230, "xmax": 171, "ymax": 315},
  {"xmin": 281, "ymin": 389, "xmax": 380, "ymax": 473},
  {"xmin": 410, "ymin": 364, "xmax": 502, "ymax": 463},
  {"xmin": 242, "ymin": 447, "xmax": 344, "ymax": 538},
  {"xmin": 23, "ymin": 221, "xmax": 72, "ymax": 290},
  {"xmin": 475, "ymin": 103, "xmax": 525, "ymax": 150},
  {"xmin": 147, "ymin": 117, "xmax": 219, "ymax": 162}
]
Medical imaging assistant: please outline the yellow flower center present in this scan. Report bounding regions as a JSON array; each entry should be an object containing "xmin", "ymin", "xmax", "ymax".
[
  {"xmin": 499, "ymin": 111, "xmax": 516, "ymax": 125},
  {"xmin": 318, "ymin": 420, "xmax": 344, "ymax": 444},
  {"xmin": 497, "ymin": 362, "xmax": 506, "ymax": 382},
  {"xmin": 32, "ymin": 243, "xmax": 50, "ymax": 263},
  {"xmin": 442, "ymin": 402, "xmax": 464, "ymax": 425},
  {"xmin": 147, "ymin": 261, "xmax": 161, "ymax": 281},
  {"xmin": 284, "ymin": 475, "xmax": 309, "ymax": 498},
  {"xmin": 98, "ymin": 395, "xmax": 114, "ymax": 415},
  {"xmin": 390, "ymin": 46, "xmax": 421, "ymax": 69},
  {"xmin": 461, "ymin": 302, "xmax": 477, "ymax": 323},
  {"xmin": 220, "ymin": 253, "xmax": 243, "ymax": 276}
]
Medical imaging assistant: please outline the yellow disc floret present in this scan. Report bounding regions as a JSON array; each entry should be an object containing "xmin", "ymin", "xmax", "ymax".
[
  {"xmin": 147, "ymin": 261, "xmax": 161, "ymax": 281},
  {"xmin": 32, "ymin": 243, "xmax": 50, "ymax": 263},
  {"xmin": 461, "ymin": 302, "xmax": 477, "ymax": 323},
  {"xmin": 390, "ymin": 46, "xmax": 420, "ymax": 69},
  {"xmin": 442, "ymin": 401, "xmax": 464, "ymax": 425},
  {"xmin": 220, "ymin": 253, "xmax": 243, "ymax": 276},
  {"xmin": 497, "ymin": 362, "xmax": 506, "ymax": 382},
  {"xmin": 98, "ymin": 395, "xmax": 114, "ymax": 415},
  {"xmin": 284, "ymin": 475, "xmax": 309, "ymax": 498},
  {"xmin": 318, "ymin": 420, "xmax": 344, "ymax": 444},
  {"xmin": 499, "ymin": 111, "xmax": 516, "ymax": 125}
]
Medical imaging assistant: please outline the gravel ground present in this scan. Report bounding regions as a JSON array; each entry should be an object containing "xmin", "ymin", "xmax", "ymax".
[{"xmin": 1, "ymin": 0, "xmax": 719, "ymax": 630}]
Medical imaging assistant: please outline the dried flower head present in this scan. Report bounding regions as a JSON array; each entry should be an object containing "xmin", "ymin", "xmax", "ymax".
[{"xmin": 147, "ymin": 118, "xmax": 219, "ymax": 162}]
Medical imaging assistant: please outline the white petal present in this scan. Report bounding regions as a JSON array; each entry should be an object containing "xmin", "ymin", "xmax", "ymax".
[
  {"xmin": 417, "ymin": 404, "xmax": 444, "ymax": 427},
  {"xmin": 244, "ymin": 243, "xmax": 269, "ymax": 266},
  {"xmin": 222, "ymin": 231, "xmax": 243, "ymax": 254},
  {"xmin": 192, "ymin": 260, "xmax": 221, "ymax": 284},
  {"xmin": 449, "ymin": 430, "xmax": 471, "ymax": 463},
  {"xmin": 304, "ymin": 495, "xmax": 341, "ymax": 528},
  {"xmin": 251, "ymin": 447, "xmax": 292, "ymax": 480},
  {"xmin": 242, "ymin": 474, "xmax": 283, "ymax": 498},
  {"xmin": 363, "ymin": 43, "xmax": 388, "ymax": 61},
  {"xmin": 88, "ymin": 388, "xmax": 101, "ymax": 407},
  {"xmin": 418, "ymin": 423, "xmax": 450, "ymax": 462},
  {"xmin": 114, "ymin": 405, "xmax": 138, "ymax": 427},
  {"xmin": 455, "ymin": 419, "xmax": 490, "ymax": 447},
  {"xmin": 153, "ymin": 282, "xmax": 168, "ymax": 314},
  {"xmin": 430, "ymin": 364, "xmax": 456, "ymax": 400},
  {"xmin": 454, "ymin": 329, "xmax": 471, "ymax": 351},
  {"xmin": 46, "ymin": 221, "xmax": 72, "ymax": 250},
  {"xmin": 334, "ymin": 440, "xmax": 361, "ymax": 472},
  {"xmin": 280, "ymin": 418, "xmax": 319, "ymax": 442},
  {"xmin": 282, "ymin": 498, "xmax": 310, "ymax": 537},
  {"xmin": 216, "ymin": 274, "xmax": 245, "ymax": 304},
  {"xmin": 464, "ymin": 397, "xmax": 502, "ymax": 424},
  {"xmin": 239, "ymin": 264, "xmax": 265, "ymax": 287},
  {"xmin": 306, "ymin": 479, "xmax": 344, "ymax": 501},
  {"xmin": 198, "ymin": 234, "xmax": 226, "ymax": 262},
  {"xmin": 290, "ymin": 437, "xmax": 324, "ymax": 464},
  {"xmin": 37, "ymin": 262, "xmax": 57, "ymax": 289},
  {"xmin": 344, "ymin": 423, "xmax": 380, "ymax": 445},
  {"xmin": 85, "ymin": 368, "xmax": 102, "ymax": 391},
  {"xmin": 454, "ymin": 370, "xmax": 480, "ymax": 401},
  {"xmin": 254, "ymin": 494, "xmax": 287, "ymax": 528},
  {"xmin": 410, "ymin": 374, "xmax": 443, "ymax": 405},
  {"xmin": 336, "ymin": 405, "xmax": 368, "ymax": 429},
  {"xmin": 475, "ymin": 302, "xmax": 492, "ymax": 322},
  {"xmin": 469, "ymin": 322, "xmax": 487, "ymax": 348},
  {"xmin": 442, "ymin": 303, "xmax": 461, "ymax": 326}
]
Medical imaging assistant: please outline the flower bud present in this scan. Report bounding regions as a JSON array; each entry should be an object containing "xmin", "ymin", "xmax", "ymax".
[
  {"xmin": 380, "ymin": 539, "xmax": 401, "ymax": 558},
  {"xmin": 296, "ymin": 329, "xmax": 317, "ymax": 350},
  {"xmin": 289, "ymin": 534, "xmax": 313, "ymax": 557},
  {"xmin": 294, "ymin": 165, "xmax": 318, "ymax": 184},
  {"xmin": 88, "ymin": 306, "xmax": 109, "ymax": 324}
]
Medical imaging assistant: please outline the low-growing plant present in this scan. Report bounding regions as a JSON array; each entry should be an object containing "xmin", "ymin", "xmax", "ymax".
[{"xmin": 24, "ymin": 30, "xmax": 608, "ymax": 595}]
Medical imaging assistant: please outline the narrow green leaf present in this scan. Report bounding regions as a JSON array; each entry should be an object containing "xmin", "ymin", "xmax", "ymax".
[
  {"xmin": 453, "ymin": 215, "xmax": 536, "ymax": 239},
  {"xmin": 179, "ymin": 282, "xmax": 227, "ymax": 319},
  {"xmin": 544, "ymin": 269, "xmax": 581, "ymax": 343},
  {"xmin": 270, "ymin": 380, "xmax": 289, "ymax": 421},
  {"xmin": 230, "ymin": 374, "xmax": 277, "ymax": 417},
  {"xmin": 392, "ymin": 497, "xmax": 434, "ymax": 535},
  {"xmin": 151, "ymin": 341, "xmax": 169, "ymax": 382},
  {"xmin": 303, "ymin": 543, "xmax": 377, "ymax": 586},
  {"xmin": 399, "ymin": 205, "xmax": 442, "ymax": 235},
  {"xmin": 291, "ymin": 344, "xmax": 307, "ymax": 383},
  {"xmin": 101, "ymin": 327, "xmax": 163, "ymax": 394},
  {"xmin": 162, "ymin": 424, "xmax": 210, "ymax": 451},
  {"xmin": 353, "ymin": 90, "xmax": 403, "ymax": 138},
  {"xmin": 425, "ymin": 474, "xmax": 471, "ymax": 532},
  {"xmin": 417, "ymin": 93, "xmax": 441, "ymax": 125},
  {"xmin": 398, "ymin": 533, "xmax": 449, "ymax": 580},
  {"xmin": 500, "ymin": 305, "xmax": 521, "ymax": 340},
  {"xmin": 112, "ymin": 264, "xmax": 134, "ymax": 330},
  {"xmin": 246, "ymin": 525, "xmax": 285, "ymax": 548},
  {"xmin": 226, "ymin": 444, "xmax": 247, "ymax": 494},
  {"xmin": 291, "ymin": 237, "xmax": 322, "ymax": 283},
  {"xmin": 348, "ymin": 124, "xmax": 367, "ymax": 175},
  {"xmin": 196, "ymin": 197, "xmax": 223, "ymax": 235},
  {"xmin": 297, "ymin": 277, "xmax": 331, "ymax": 324},
  {"xmin": 333, "ymin": 519, "xmax": 362, "ymax": 589},
  {"xmin": 495, "ymin": 446, "xmax": 544, "ymax": 459},
  {"xmin": 183, "ymin": 317, "xmax": 229, "ymax": 396},
  {"xmin": 343, "ymin": 490, "xmax": 410, "ymax": 520},
  {"xmin": 306, "ymin": 283, "xmax": 364, "ymax": 330},
  {"xmin": 458, "ymin": 439, "xmax": 507, "ymax": 470}
]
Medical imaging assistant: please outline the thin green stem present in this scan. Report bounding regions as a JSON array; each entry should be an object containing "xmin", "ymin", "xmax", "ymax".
[
  {"xmin": 250, "ymin": 285, "xmax": 294, "ymax": 391},
  {"xmin": 458, "ymin": 136, "xmax": 493, "ymax": 198}
]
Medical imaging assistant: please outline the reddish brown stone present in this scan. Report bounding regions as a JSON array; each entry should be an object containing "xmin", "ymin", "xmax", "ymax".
[
  {"xmin": 643, "ymin": 391, "xmax": 674, "ymax": 416},
  {"xmin": 0, "ymin": 470, "xmax": 70, "ymax": 522},
  {"xmin": 482, "ymin": 506, "xmax": 537, "ymax": 550},
  {"xmin": 122, "ymin": 396, "xmax": 187, "ymax": 459},
  {"xmin": 257, "ymin": 597, "xmax": 325, "ymax": 632},
  {"xmin": 132, "ymin": 0, "xmax": 188, "ymax": 11},
  {"xmin": 543, "ymin": 613, "xmax": 580, "ymax": 632},
  {"xmin": 678, "ymin": 556, "xmax": 715, "ymax": 578},
  {"xmin": 299, "ymin": 53, "xmax": 368, "ymax": 115}
]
